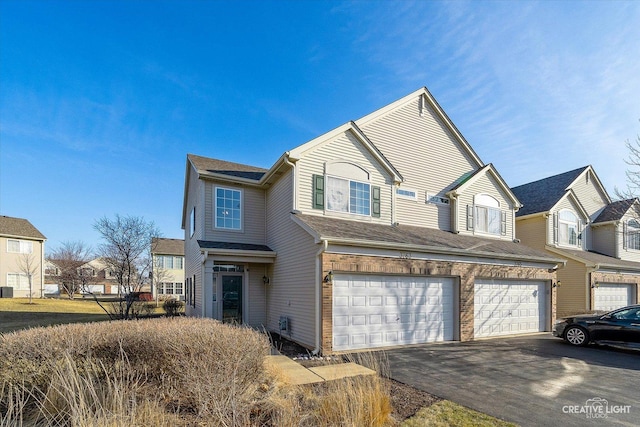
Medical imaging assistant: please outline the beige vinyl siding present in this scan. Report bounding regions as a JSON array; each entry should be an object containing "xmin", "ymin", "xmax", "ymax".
[
  {"xmin": 569, "ymin": 171, "xmax": 609, "ymax": 220},
  {"xmin": 247, "ymin": 264, "xmax": 267, "ymax": 327},
  {"xmin": 618, "ymin": 212, "xmax": 640, "ymax": 262},
  {"xmin": 0, "ymin": 236, "xmax": 45, "ymax": 298},
  {"xmin": 556, "ymin": 259, "xmax": 588, "ymax": 316},
  {"xmin": 266, "ymin": 170, "xmax": 318, "ymax": 348},
  {"xmin": 515, "ymin": 216, "xmax": 547, "ymax": 250},
  {"xmin": 185, "ymin": 164, "xmax": 204, "ymax": 317},
  {"xmin": 359, "ymin": 96, "xmax": 480, "ymax": 229},
  {"xmin": 203, "ymin": 181, "xmax": 266, "ymax": 244},
  {"xmin": 296, "ymin": 130, "xmax": 393, "ymax": 225},
  {"xmin": 456, "ymin": 174, "xmax": 514, "ymax": 239},
  {"xmin": 592, "ymin": 224, "xmax": 617, "ymax": 258}
]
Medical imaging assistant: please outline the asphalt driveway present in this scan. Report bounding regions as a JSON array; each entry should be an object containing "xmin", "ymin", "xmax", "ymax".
[{"xmin": 386, "ymin": 334, "xmax": 639, "ymax": 426}]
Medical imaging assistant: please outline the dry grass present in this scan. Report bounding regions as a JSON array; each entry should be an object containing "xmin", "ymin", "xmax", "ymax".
[
  {"xmin": 402, "ymin": 401, "xmax": 518, "ymax": 427},
  {"xmin": 0, "ymin": 318, "xmax": 396, "ymax": 426}
]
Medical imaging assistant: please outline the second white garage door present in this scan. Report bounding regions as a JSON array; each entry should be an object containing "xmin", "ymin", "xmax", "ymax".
[
  {"xmin": 333, "ymin": 275, "xmax": 455, "ymax": 351},
  {"xmin": 474, "ymin": 279, "xmax": 547, "ymax": 338},
  {"xmin": 594, "ymin": 283, "xmax": 635, "ymax": 312}
]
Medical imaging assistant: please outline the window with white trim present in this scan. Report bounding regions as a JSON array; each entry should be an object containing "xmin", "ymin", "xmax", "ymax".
[
  {"xmin": 326, "ymin": 176, "xmax": 371, "ymax": 216},
  {"xmin": 7, "ymin": 239, "xmax": 33, "ymax": 254},
  {"xmin": 190, "ymin": 207, "xmax": 195, "ymax": 238},
  {"xmin": 215, "ymin": 187, "xmax": 242, "ymax": 230},
  {"xmin": 473, "ymin": 194, "xmax": 503, "ymax": 235},
  {"xmin": 155, "ymin": 255, "xmax": 184, "ymax": 269},
  {"xmin": 558, "ymin": 210, "xmax": 579, "ymax": 246},
  {"xmin": 396, "ymin": 188, "xmax": 418, "ymax": 200},
  {"xmin": 627, "ymin": 219, "xmax": 640, "ymax": 250},
  {"xmin": 7, "ymin": 273, "xmax": 30, "ymax": 290}
]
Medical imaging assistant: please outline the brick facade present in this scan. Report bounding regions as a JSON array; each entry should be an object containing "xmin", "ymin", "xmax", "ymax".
[{"xmin": 321, "ymin": 253, "xmax": 557, "ymax": 354}]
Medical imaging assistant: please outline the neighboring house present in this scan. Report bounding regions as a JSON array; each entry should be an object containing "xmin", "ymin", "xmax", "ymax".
[
  {"xmin": 512, "ymin": 166, "xmax": 640, "ymax": 316},
  {"xmin": 0, "ymin": 215, "xmax": 46, "ymax": 298},
  {"xmin": 182, "ymin": 87, "xmax": 563, "ymax": 354},
  {"xmin": 151, "ymin": 238, "xmax": 185, "ymax": 300}
]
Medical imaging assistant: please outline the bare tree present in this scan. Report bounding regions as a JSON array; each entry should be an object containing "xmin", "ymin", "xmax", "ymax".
[
  {"xmin": 615, "ymin": 133, "xmax": 640, "ymax": 201},
  {"xmin": 94, "ymin": 215, "xmax": 161, "ymax": 319},
  {"xmin": 47, "ymin": 241, "xmax": 93, "ymax": 299},
  {"xmin": 16, "ymin": 253, "xmax": 39, "ymax": 304}
]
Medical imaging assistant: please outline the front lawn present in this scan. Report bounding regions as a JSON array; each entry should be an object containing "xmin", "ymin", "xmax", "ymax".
[{"xmin": 0, "ymin": 297, "xmax": 163, "ymax": 334}]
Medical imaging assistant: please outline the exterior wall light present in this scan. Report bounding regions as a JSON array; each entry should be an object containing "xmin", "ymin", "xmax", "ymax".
[
  {"xmin": 262, "ymin": 275, "xmax": 270, "ymax": 285},
  {"xmin": 553, "ymin": 281, "xmax": 561, "ymax": 288},
  {"xmin": 323, "ymin": 271, "xmax": 333, "ymax": 283}
]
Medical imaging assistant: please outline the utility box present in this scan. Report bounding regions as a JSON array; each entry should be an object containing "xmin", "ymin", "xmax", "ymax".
[
  {"xmin": 0, "ymin": 287, "xmax": 14, "ymax": 298},
  {"xmin": 279, "ymin": 316, "xmax": 289, "ymax": 333}
]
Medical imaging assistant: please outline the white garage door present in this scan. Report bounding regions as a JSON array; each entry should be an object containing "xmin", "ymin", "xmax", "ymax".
[
  {"xmin": 82, "ymin": 285, "xmax": 105, "ymax": 294},
  {"xmin": 474, "ymin": 279, "xmax": 547, "ymax": 338},
  {"xmin": 594, "ymin": 284, "xmax": 635, "ymax": 312},
  {"xmin": 333, "ymin": 275, "xmax": 455, "ymax": 351}
]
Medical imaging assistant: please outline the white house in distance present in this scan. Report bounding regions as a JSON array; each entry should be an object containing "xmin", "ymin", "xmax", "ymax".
[
  {"xmin": 151, "ymin": 238, "xmax": 185, "ymax": 300},
  {"xmin": 182, "ymin": 87, "xmax": 563, "ymax": 354},
  {"xmin": 0, "ymin": 215, "xmax": 46, "ymax": 298}
]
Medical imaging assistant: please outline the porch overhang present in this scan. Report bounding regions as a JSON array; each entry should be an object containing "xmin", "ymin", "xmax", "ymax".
[{"xmin": 198, "ymin": 240, "xmax": 276, "ymax": 264}]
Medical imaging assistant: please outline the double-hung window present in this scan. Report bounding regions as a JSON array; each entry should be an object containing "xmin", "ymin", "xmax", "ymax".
[
  {"xmin": 215, "ymin": 187, "xmax": 242, "ymax": 230},
  {"xmin": 627, "ymin": 219, "xmax": 640, "ymax": 250},
  {"xmin": 326, "ymin": 176, "xmax": 370, "ymax": 216},
  {"xmin": 7, "ymin": 239, "xmax": 33, "ymax": 254},
  {"xmin": 7, "ymin": 273, "xmax": 29, "ymax": 290},
  {"xmin": 470, "ymin": 194, "xmax": 504, "ymax": 236},
  {"xmin": 558, "ymin": 210, "xmax": 579, "ymax": 246}
]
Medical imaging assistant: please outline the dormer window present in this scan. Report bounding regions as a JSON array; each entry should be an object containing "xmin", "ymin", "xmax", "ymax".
[
  {"xmin": 626, "ymin": 219, "xmax": 640, "ymax": 250},
  {"xmin": 468, "ymin": 194, "xmax": 506, "ymax": 236},
  {"xmin": 557, "ymin": 209, "xmax": 580, "ymax": 247}
]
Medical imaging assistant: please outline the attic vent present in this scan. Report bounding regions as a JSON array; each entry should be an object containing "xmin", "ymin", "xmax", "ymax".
[{"xmin": 419, "ymin": 94, "xmax": 425, "ymax": 117}]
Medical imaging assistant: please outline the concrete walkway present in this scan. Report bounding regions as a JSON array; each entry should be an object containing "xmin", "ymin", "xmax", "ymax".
[{"xmin": 265, "ymin": 355, "xmax": 376, "ymax": 385}]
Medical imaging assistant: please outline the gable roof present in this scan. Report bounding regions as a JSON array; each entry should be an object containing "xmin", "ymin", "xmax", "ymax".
[
  {"xmin": 287, "ymin": 121, "xmax": 403, "ymax": 183},
  {"xmin": 0, "ymin": 215, "xmax": 46, "ymax": 240},
  {"xmin": 292, "ymin": 213, "xmax": 562, "ymax": 265},
  {"xmin": 152, "ymin": 238, "xmax": 185, "ymax": 256},
  {"xmin": 355, "ymin": 87, "xmax": 484, "ymax": 168},
  {"xmin": 511, "ymin": 166, "xmax": 590, "ymax": 217},
  {"xmin": 446, "ymin": 163, "xmax": 522, "ymax": 208},
  {"xmin": 593, "ymin": 198, "xmax": 638, "ymax": 224}
]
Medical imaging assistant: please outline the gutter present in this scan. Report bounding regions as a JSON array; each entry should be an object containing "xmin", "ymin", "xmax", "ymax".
[
  {"xmin": 314, "ymin": 239, "xmax": 328, "ymax": 355},
  {"xmin": 283, "ymin": 154, "xmax": 297, "ymax": 211}
]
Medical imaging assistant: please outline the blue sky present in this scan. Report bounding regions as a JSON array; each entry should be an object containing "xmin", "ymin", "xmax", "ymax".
[{"xmin": 1, "ymin": 0, "xmax": 639, "ymax": 250}]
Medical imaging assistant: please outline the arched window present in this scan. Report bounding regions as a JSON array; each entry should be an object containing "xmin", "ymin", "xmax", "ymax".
[
  {"xmin": 558, "ymin": 210, "xmax": 579, "ymax": 246},
  {"xmin": 473, "ymin": 194, "xmax": 502, "ymax": 235},
  {"xmin": 627, "ymin": 219, "xmax": 640, "ymax": 250}
]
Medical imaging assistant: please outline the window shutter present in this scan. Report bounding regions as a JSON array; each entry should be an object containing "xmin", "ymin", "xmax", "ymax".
[
  {"xmin": 313, "ymin": 175, "xmax": 324, "ymax": 209},
  {"xmin": 623, "ymin": 222, "xmax": 628, "ymax": 250},
  {"xmin": 501, "ymin": 210, "xmax": 507, "ymax": 235},
  {"xmin": 577, "ymin": 219, "xmax": 583, "ymax": 247},
  {"xmin": 466, "ymin": 205, "xmax": 474, "ymax": 230},
  {"xmin": 553, "ymin": 213, "xmax": 558, "ymax": 244},
  {"xmin": 372, "ymin": 186, "xmax": 381, "ymax": 218}
]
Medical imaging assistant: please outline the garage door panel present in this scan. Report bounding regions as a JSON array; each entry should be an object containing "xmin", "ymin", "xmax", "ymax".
[
  {"xmin": 333, "ymin": 274, "xmax": 455, "ymax": 351},
  {"xmin": 474, "ymin": 279, "xmax": 547, "ymax": 338},
  {"xmin": 594, "ymin": 284, "xmax": 634, "ymax": 311}
]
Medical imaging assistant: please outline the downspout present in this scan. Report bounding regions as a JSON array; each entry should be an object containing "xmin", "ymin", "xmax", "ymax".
[
  {"xmin": 202, "ymin": 250, "xmax": 209, "ymax": 318},
  {"xmin": 614, "ymin": 223, "xmax": 620, "ymax": 259},
  {"xmin": 586, "ymin": 265, "xmax": 599, "ymax": 312},
  {"xmin": 449, "ymin": 192, "xmax": 459, "ymax": 233},
  {"xmin": 314, "ymin": 239, "xmax": 328, "ymax": 355}
]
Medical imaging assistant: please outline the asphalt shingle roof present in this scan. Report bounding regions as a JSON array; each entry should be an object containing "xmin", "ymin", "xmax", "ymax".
[
  {"xmin": 152, "ymin": 238, "xmax": 185, "ymax": 255},
  {"xmin": 593, "ymin": 199, "xmax": 636, "ymax": 223},
  {"xmin": 551, "ymin": 247, "xmax": 640, "ymax": 271},
  {"xmin": 188, "ymin": 154, "xmax": 267, "ymax": 181},
  {"xmin": 511, "ymin": 166, "xmax": 588, "ymax": 217},
  {"xmin": 197, "ymin": 240, "xmax": 273, "ymax": 252},
  {"xmin": 294, "ymin": 214, "xmax": 561, "ymax": 263},
  {"xmin": 0, "ymin": 216, "xmax": 46, "ymax": 240}
]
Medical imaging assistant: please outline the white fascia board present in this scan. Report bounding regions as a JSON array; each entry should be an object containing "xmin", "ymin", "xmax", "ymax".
[
  {"xmin": 571, "ymin": 166, "xmax": 612, "ymax": 204},
  {"xmin": 0, "ymin": 233, "xmax": 45, "ymax": 242},
  {"xmin": 447, "ymin": 164, "xmax": 522, "ymax": 208},
  {"xmin": 550, "ymin": 190, "xmax": 590, "ymax": 221},
  {"xmin": 327, "ymin": 243, "xmax": 560, "ymax": 270},
  {"xmin": 200, "ymin": 248, "xmax": 276, "ymax": 261},
  {"xmin": 545, "ymin": 246, "xmax": 596, "ymax": 268},
  {"xmin": 290, "ymin": 214, "xmax": 322, "ymax": 243},
  {"xmin": 515, "ymin": 212, "xmax": 549, "ymax": 221},
  {"xmin": 287, "ymin": 122, "xmax": 354, "ymax": 160}
]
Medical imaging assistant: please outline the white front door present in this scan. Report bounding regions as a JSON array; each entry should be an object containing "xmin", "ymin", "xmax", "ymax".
[
  {"xmin": 474, "ymin": 279, "xmax": 547, "ymax": 338},
  {"xmin": 594, "ymin": 283, "xmax": 635, "ymax": 312},
  {"xmin": 332, "ymin": 275, "xmax": 455, "ymax": 351}
]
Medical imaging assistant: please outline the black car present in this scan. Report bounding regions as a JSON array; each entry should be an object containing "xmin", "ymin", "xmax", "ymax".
[{"xmin": 553, "ymin": 304, "xmax": 640, "ymax": 348}]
